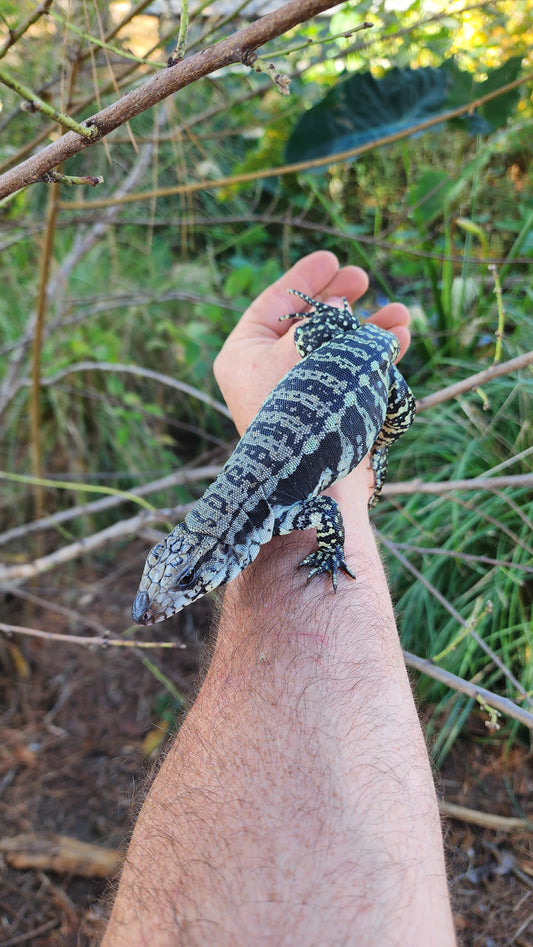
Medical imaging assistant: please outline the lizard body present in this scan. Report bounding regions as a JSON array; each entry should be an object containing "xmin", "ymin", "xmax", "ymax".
[{"xmin": 132, "ymin": 292, "xmax": 415, "ymax": 625}]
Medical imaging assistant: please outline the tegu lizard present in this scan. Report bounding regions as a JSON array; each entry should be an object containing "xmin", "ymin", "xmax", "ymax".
[{"xmin": 132, "ymin": 291, "xmax": 415, "ymax": 625}]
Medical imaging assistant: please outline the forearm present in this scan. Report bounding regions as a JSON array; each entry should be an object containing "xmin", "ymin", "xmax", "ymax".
[{"xmin": 104, "ymin": 493, "xmax": 455, "ymax": 946}]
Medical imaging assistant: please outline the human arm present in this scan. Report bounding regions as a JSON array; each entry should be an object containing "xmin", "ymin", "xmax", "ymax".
[{"xmin": 103, "ymin": 251, "xmax": 456, "ymax": 946}]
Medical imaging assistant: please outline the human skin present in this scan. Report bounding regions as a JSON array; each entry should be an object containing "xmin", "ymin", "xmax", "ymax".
[{"xmin": 103, "ymin": 251, "xmax": 456, "ymax": 946}]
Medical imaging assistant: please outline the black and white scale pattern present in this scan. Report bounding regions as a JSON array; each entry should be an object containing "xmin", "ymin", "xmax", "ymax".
[{"xmin": 132, "ymin": 291, "xmax": 416, "ymax": 624}]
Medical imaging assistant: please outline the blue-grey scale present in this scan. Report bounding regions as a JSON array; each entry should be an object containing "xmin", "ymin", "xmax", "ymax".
[{"xmin": 132, "ymin": 290, "xmax": 416, "ymax": 625}]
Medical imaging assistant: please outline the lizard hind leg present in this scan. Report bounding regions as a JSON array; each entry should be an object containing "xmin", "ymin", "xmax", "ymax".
[
  {"xmin": 275, "ymin": 495, "xmax": 356, "ymax": 590},
  {"xmin": 368, "ymin": 446, "xmax": 389, "ymax": 509}
]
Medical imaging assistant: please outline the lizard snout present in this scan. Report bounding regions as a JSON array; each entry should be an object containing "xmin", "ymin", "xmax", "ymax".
[{"xmin": 132, "ymin": 590, "xmax": 151, "ymax": 625}]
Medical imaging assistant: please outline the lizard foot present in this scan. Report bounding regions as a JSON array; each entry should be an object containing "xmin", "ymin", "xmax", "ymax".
[{"xmin": 297, "ymin": 548, "xmax": 356, "ymax": 591}]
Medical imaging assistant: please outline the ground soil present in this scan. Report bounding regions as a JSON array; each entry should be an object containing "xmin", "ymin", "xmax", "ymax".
[{"xmin": 1, "ymin": 544, "xmax": 532, "ymax": 946}]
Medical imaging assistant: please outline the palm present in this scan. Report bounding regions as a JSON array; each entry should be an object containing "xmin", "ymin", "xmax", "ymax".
[{"xmin": 214, "ymin": 251, "xmax": 411, "ymax": 436}]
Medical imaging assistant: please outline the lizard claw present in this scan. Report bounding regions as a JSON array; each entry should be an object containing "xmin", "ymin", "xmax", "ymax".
[{"xmin": 298, "ymin": 550, "xmax": 356, "ymax": 591}]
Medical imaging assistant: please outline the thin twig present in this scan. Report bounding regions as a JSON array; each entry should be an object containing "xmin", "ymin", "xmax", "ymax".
[
  {"xmin": 168, "ymin": 0, "xmax": 190, "ymax": 64},
  {"xmin": 49, "ymin": 8, "xmax": 165, "ymax": 69},
  {"xmin": 438, "ymin": 799, "xmax": 533, "ymax": 832},
  {"xmin": 382, "ymin": 473, "xmax": 533, "ymax": 496},
  {"xmin": 0, "ymin": 290, "xmax": 238, "ymax": 358},
  {"xmin": 0, "ymin": 621, "xmax": 185, "ymax": 649},
  {"xmin": 27, "ymin": 360, "xmax": 232, "ymax": 419},
  {"xmin": 44, "ymin": 211, "xmax": 533, "ymax": 268},
  {"xmin": 415, "ymin": 352, "xmax": 533, "ymax": 413},
  {"xmin": 0, "ymin": 0, "xmax": 53, "ymax": 59},
  {"xmin": 403, "ymin": 650, "xmax": 533, "ymax": 730},
  {"xmin": 385, "ymin": 540, "xmax": 533, "ymax": 574},
  {"xmin": 488, "ymin": 263, "xmax": 505, "ymax": 365},
  {"xmin": 29, "ymin": 182, "xmax": 59, "ymax": 521},
  {"xmin": 256, "ymin": 19, "xmax": 373, "ymax": 57},
  {"xmin": 0, "ymin": 66, "xmax": 96, "ymax": 138},
  {"xmin": 1, "ymin": 470, "xmax": 529, "ymax": 578},
  {"xmin": 0, "ymin": 107, "xmax": 168, "ymax": 421},
  {"xmin": 2, "ymin": 618, "xmax": 531, "ymax": 729},
  {"xmin": 40, "ymin": 171, "xmax": 103, "ymax": 187}
]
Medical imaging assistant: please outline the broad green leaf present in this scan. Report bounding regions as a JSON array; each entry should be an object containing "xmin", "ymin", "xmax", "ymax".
[
  {"xmin": 285, "ymin": 67, "xmax": 449, "ymax": 164},
  {"xmin": 285, "ymin": 61, "xmax": 523, "ymax": 165}
]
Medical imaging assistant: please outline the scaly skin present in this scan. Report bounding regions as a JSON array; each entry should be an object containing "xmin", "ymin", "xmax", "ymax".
[{"xmin": 131, "ymin": 291, "xmax": 415, "ymax": 625}]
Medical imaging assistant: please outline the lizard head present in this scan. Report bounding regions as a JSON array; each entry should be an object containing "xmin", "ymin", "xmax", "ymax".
[{"xmin": 131, "ymin": 524, "xmax": 238, "ymax": 625}]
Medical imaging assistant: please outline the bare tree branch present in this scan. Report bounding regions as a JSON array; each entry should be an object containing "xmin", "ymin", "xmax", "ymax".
[
  {"xmin": 382, "ymin": 473, "xmax": 533, "ymax": 496},
  {"xmin": 2, "ymin": 619, "xmax": 531, "ymax": 729},
  {"xmin": 0, "ymin": 505, "xmax": 192, "ymax": 583},
  {"xmin": 0, "ymin": 0, "xmax": 344, "ymax": 199},
  {"xmin": 404, "ymin": 650, "xmax": 533, "ymax": 731},
  {"xmin": 415, "ymin": 351, "xmax": 533, "ymax": 413},
  {"xmin": 438, "ymin": 799, "xmax": 533, "ymax": 832}
]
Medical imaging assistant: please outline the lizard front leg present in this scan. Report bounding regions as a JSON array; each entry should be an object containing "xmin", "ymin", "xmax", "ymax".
[{"xmin": 274, "ymin": 495, "xmax": 356, "ymax": 589}]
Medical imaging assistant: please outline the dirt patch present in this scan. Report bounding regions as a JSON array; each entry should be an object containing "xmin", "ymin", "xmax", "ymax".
[{"xmin": 1, "ymin": 550, "xmax": 532, "ymax": 946}]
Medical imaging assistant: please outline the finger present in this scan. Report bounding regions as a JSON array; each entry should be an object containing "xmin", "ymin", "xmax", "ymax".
[
  {"xmin": 238, "ymin": 251, "xmax": 341, "ymax": 340},
  {"xmin": 320, "ymin": 266, "xmax": 369, "ymax": 306}
]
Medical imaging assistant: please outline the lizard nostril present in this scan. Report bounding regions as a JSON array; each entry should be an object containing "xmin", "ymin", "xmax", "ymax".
[{"xmin": 132, "ymin": 591, "xmax": 150, "ymax": 624}]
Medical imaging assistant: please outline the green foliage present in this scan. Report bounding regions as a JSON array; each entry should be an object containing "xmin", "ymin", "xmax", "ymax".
[{"xmin": 285, "ymin": 59, "xmax": 523, "ymax": 164}]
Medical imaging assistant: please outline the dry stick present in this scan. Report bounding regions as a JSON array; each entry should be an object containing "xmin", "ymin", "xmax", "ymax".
[
  {"xmin": 1, "ymin": 618, "xmax": 531, "ymax": 729},
  {"xmin": 30, "ymin": 182, "xmax": 59, "ymax": 521},
  {"xmin": 7, "ymin": 586, "xmax": 111, "ymax": 636},
  {"xmin": 47, "ymin": 211, "xmax": 533, "ymax": 268},
  {"xmin": 0, "ymin": 464, "xmax": 219, "ymax": 547},
  {"xmin": 415, "ymin": 351, "xmax": 533, "ymax": 412},
  {"xmin": 0, "ymin": 621, "xmax": 183, "ymax": 650},
  {"xmin": 0, "ymin": 354, "xmax": 529, "ymax": 564},
  {"xmin": 382, "ymin": 473, "xmax": 533, "ymax": 496},
  {"xmin": 0, "ymin": 470, "xmax": 530, "ymax": 582},
  {"xmin": 0, "ymin": 470, "xmax": 529, "ymax": 553},
  {"xmin": 0, "ymin": 0, "xmax": 346, "ymax": 199},
  {"xmin": 381, "ymin": 535, "xmax": 533, "ymax": 709},
  {"xmin": 0, "ymin": 289, "xmax": 237, "ymax": 357},
  {"xmin": 438, "ymin": 799, "xmax": 532, "ymax": 833},
  {"xmin": 0, "ymin": 0, "xmax": 53, "ymax": 59},
  {"xmin": 403, "ymin": 650, "xmax": 533, "ymax": 731},
  {"xmin": 385, "ymin": 540, "xmax": 533, "ymax": 574},
  {"xmin": 31, "ymin": 360, "xmax": 232, "ymax": 419}
]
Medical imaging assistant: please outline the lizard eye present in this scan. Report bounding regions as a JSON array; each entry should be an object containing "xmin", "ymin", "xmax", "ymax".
[{"xmin": 174, "ymin": 567, "xmax": 197, "ymax": 589}]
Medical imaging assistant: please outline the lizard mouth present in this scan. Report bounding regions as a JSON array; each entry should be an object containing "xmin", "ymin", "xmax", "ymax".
[{"xmin": 131, "ymin": 590, "xmax": 184, "ymax": 625}]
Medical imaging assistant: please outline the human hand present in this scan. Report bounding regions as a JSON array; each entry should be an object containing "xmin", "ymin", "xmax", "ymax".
[{"xmin": 213, "ymin": 250, "xmax": 410, "ymax": 437}]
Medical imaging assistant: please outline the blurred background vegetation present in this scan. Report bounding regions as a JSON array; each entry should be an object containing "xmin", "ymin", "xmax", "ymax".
[{"xmin": 0, "ymin": 0, "xmax": 532, "ymax": 757}]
